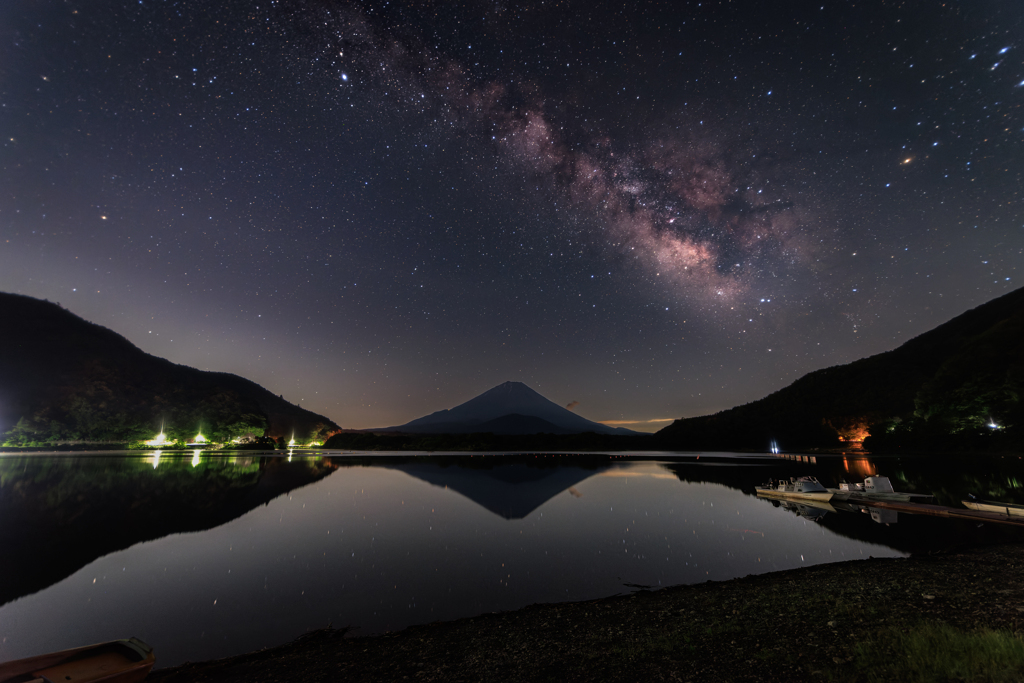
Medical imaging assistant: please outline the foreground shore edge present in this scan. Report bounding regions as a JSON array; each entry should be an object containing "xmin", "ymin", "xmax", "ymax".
[{"xmin": 146, "ymin": 543, "xmax": 1024, "ymax": 682}]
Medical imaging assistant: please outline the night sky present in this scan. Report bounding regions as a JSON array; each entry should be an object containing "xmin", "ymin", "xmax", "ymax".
[{"xmin": 1, "ymin": 1, "xmax": 1021, "ymax": 432}]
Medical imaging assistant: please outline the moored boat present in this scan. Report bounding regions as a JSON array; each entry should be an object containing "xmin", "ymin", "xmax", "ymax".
[
  {"xmin": 756, "ymin": 476, "xmax": 833, "ymax": 502},
  {"xmin": 828, "ymin": 475, "xmax": 930, "ymax": 503},
  {"xmin": 828, "ymin": 480, "xmax": 864, "ymax": 501},
  {"xmin": 0, "ymin": 638, "xmax": 155, "ymax": 683},
  {"xmin": 962, "ymin": 498, "xmax": 1024, "ymax": 517}
]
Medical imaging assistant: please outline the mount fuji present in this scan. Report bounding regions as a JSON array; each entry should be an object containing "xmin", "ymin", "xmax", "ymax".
[{"xmin": 380, "ymin": 382, "xmax": 636, "ymax": 435}]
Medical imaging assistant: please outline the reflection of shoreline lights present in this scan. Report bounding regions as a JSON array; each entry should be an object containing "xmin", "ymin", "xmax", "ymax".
[
  {"xmin": 841, "ymin": 456, "xmax": 877, "ymax": 478},
  {"xmin": 192, "ymin": 450, "xmax": 201, "ymax": 467},
  {"xmin": 152, "ymin": 451, "xmax": 161, "ymax": 469},
  {"xmin": 774, "ymin": 453, "xmax": 817, "ymax": 464}
]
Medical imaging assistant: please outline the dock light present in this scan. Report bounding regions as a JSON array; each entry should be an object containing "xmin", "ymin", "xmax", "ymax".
[
  {"xmin": 193, "ymin": 432, "xmax": 206, "ymax": 443},
  {"xmin": 145, "ymin": 432, "xmax": 167, "ymax": 447},
  {"xmin": 146, "ymin": 421, "xmax": 168, "ymax": 447},
  {"xmin": 988, "ymin": 420, "xmax": 1000, "ymax": 429}
]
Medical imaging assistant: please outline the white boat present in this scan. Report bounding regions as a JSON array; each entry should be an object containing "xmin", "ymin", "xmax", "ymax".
[
  {"xmin": 756, "ymin": 476, "xmax": 833, "ymax": 502},
  {"xmin": 962, "ymin": 498, "xmax": 1024, "ymax": 517},
  {"xmin": 828, "ymin": 475, "xmax": 929, "ymax": 503}
]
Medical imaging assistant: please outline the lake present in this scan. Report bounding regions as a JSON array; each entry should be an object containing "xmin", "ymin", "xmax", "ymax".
[{"xmin": 1, "ymin": 451, "xmax": 1022, "ymax": 668}]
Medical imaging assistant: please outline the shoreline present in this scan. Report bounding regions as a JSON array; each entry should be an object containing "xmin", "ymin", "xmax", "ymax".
[{"xmin": 148, "ymin": 543, "xmax": 1024, "ymax": 682}]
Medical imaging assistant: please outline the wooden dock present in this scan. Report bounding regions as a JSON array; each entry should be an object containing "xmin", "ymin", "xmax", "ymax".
[{"xmin": 858, "ymin": 499, "xmax": 1024, "ymax": 527}]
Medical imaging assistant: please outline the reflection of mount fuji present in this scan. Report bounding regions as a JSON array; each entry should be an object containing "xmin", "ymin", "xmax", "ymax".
[{"xmin": 384, "ymin": 462, "xmax": 605, "ymax": 519}]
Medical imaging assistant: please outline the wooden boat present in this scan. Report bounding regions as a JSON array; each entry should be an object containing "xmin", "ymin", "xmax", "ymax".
[
  {"xmin": 756, "ymin": 476, "xmax": 833, "ymax": 502},
  {"xmin": 962, "ymin": 499, "xmax": 1024, "ymax": 517},
  {"xmin": 0, "ymin": 638, "xmax": 155, "ymax": 683}
]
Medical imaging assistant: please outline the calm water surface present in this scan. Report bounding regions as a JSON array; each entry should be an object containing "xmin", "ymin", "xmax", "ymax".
[{"xmin": 1, "ymin": 451, "xmax": 1022, "ymax": 667}]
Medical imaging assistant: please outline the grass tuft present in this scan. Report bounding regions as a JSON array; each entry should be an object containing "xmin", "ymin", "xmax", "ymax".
[{"xmin": 833, "ymin": 623, "xmax": 1024, "ymax": 683}]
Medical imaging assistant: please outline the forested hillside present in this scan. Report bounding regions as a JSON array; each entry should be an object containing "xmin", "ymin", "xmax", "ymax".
[
  {"xmin": 0, "ymin": 293, "xmax": 340, "ymax": 446},
  {"xmin": 656, "ymin": 287, "xmax": 1024, "ymax": 452}
]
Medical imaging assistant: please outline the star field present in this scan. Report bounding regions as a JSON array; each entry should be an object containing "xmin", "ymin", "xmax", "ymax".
[{"xmin": 1, "ymin": 0, "xmax": 1021, "ymax": 430}]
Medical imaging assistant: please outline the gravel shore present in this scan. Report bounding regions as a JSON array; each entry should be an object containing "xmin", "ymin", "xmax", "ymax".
[{"xmin": 148, "ymin": 544, "xmax": 1024, "ymax": 682}]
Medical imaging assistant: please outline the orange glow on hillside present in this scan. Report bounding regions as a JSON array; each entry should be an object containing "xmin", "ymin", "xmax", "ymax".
[{"xmin": 835, "ymin": 421, "xmax": 870, "ymax": 443}]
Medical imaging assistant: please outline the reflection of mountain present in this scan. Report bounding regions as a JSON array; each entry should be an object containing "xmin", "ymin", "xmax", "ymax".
[
  {"xmin": 660, "ymin": 456, "xmax": 1024, "ymax": 554},
  {"xmin": 790, "ymin": 498, "xmax": 1024, "ymax": 553},
  {"xmin": 383, "ymin": 461, "xmax": 605, "ymax": 519},
  {"xmin": 0, "ymin": 456, "xmax": 338, "ymax": 607}
]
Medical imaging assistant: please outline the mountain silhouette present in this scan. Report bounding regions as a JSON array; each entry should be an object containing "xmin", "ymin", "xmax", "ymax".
[
  {"xmin": 381, "ymin": 381, "xmax": 636, "ymax": 435},
  {"xmin": 0, "ymin": 293, "xmax": 339, "ymax": 443},
  {"xmin": 656, "ymin": 286, "xmax": 1024, "ymax": 451}
]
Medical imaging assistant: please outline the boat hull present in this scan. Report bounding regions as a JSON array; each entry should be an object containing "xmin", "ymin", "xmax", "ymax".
[
  {"xmin": 963, "ymin": 500, "xmax": 1024, "ymax": 517},
  {"xmin": 0, "ymin": 638, "xmax": 155, "ymax": 683},
  {"xmin": 828, "ymin": 489, "xmax": 926, "ymax": 503},
  {"xmin": 756, "ymin": 488, "xmax": 833, "ymax": 503}
]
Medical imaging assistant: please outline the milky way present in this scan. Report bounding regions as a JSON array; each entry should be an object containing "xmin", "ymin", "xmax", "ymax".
[
  {"xmin": 1, "ymin": 0, "xmax": 1021, "ymax": 429},
  {"xmin": 292, "ymin": 3, "xmax": 815, "ymax": 304}
]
